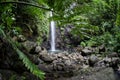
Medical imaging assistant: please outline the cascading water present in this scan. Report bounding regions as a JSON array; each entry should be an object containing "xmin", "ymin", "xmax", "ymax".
[{"xmin": 50, "ymin": 11, "xmax": 56, "ymax": 51}]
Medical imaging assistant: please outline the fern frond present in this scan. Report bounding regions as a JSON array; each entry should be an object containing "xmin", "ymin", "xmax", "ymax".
[
  {"xmin": 0, "ymin": 28, "xmax": 45, "ymax": 80},
  {"xmin": 16, "ymin": 49, "xmax": 45, "ymax": 80}
]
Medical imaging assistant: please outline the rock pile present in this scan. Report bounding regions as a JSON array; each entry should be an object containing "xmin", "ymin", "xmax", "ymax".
[
  {"xmin": 35, "ymin": 51, "xmax": 83, "ymax": 77},
  {"xmin": 28, "ymin": 45, "xmax": 120, "ymax": 79},
  {"xmin": 0, "ymin": 39, "xmax": 120, "ymax": 80}
]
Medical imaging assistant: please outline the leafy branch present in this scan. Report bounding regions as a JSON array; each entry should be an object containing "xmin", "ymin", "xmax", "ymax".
[{"xmin": 0, "ymin": 1, "xmax": 52, "ymax": 11}]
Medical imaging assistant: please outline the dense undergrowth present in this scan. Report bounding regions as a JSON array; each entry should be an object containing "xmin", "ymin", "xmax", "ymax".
[{"xmin": 0, "ymin": 0, "xmax": 120, "ymax": 80}]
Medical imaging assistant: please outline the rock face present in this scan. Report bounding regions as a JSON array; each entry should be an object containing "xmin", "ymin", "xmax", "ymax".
[
  {"xmin": 82, "ymin": 48, "xmax": 93, "ymax": 56},
  {"xmin": 38, "ymin": 52, "xmax": 84, "ymax": 74},
  {"xmin": 41, "ymin": 26, "xmax": 81, "ymax": 51},
  {"xmin": 58, "ymin": 68, "xmax": 119, "ymax": 80},
  {"xmin": 89, "ymin": 54, "xmax": 100, "ymax": 66},
  {"xmin": 22, "ymin": 40, "xmax": 37, "ymax": 52}
]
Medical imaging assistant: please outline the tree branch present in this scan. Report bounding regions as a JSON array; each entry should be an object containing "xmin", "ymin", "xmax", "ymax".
[{"xmin": 0, "ymin": 1, "xmax": 52, "ymax": 11}]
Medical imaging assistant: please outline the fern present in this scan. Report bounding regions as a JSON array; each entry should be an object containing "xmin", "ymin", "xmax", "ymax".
[
  {"xmin": 16, "ymin": 49, "xmax": 45, "ymax": 80},
  {"xmin": 0, "ymin": 28, "xmax": 45, "ymax": 80}
]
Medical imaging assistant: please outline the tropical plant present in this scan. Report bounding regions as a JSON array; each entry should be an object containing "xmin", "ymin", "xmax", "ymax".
[
  {"xmin": 0, "ymin": 1, "xmax": 45, "ymax": 79},
  {"xmin": 0, "ymin": 27, "xmax": 45, "ymax": 80},
  {"xmin": 0, "ymin": 1, "xmax": 120, "ymax": 80}
]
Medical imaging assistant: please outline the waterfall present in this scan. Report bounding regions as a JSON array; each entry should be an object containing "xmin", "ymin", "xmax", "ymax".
[{"xmin": 50, "ymin": 11, "xmax": 56, "ymax": 51}]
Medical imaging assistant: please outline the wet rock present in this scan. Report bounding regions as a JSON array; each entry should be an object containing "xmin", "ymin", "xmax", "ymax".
[
  {"xmin": 64, "ymin": 60, "xmax": 71, "ymax": 66},
  {"xmin": 18, "ymin": 35, "xmax": 26, "ymax": 42},
  {"xmin": 40, "ymin": 47, "xmax": 48, "ymax": 54},
  {"xmin": 112, "ymin": 57, "xmax": 119, "ymax": 63},
  {"xmin": 38, "ymin": 50, "xmax": 60, "ymax": 63},
  {"xmin": 65, "ymin": 64, "xmax": 77, "ymax": 72},
  {"xmin": 62, "ymin": 56, "xmax": 69, "ymax": 60},
  {"xmin": 35, "ymin": 46, "xmax": 41, "ymax": 53},
  {"xmin": 99, "ymin": 44, "xmax": 105, "ymax": 52},
  {"xmin": 57, "ymin": 65, "xmax": 63, "ymax": 71},
  {"xmin": 58, "ymin": 68, "xmax": 117, "ymax": 80},
  {"xmin": 12, "ymin": 36, "xmax": 18, "ymax": 41},
  {"xmin": 101, "ymin": 57, "xmax": 120, "ymax": 69},
  {"xmin": 53, "ymin": 62, "xmax": 65, "ymax": 71},
  {"xmin": 30, "ymin": 46, "xmax": 46, "ymax": 54},
  {"xmin": 75, "ymin": 53, "xmax": 84, "ymax": 61},
  {"xmin": 81, "ymin": 47, "xmax": 93, "ymax": 56},
  {"xmin": 39, "ymin": 53, "xmax": 54, "ymax": 63},
  {"xmin": 38, "ymin": 64, "xmax": 47, "ymax": 71},
  {"xmin": 73, "ymin": 45, "xmax": 83, "ymax": 52},
  {"xmin": 86, "ymin": 68, "xmax": 117, "ymax": 80},
  {"xmin": 83, "ymin": 57, "xmax": 89, "ymax": 65},
  {"xmin": 104, "ymin": 57, "xmax": 112, "ymax": 63},
  {"xmin": 37, "ymin": 58, "xmax": 44, "ymax": 64},
  {"xmin": 38, "ymin": 64, "xmax": 52, "ymax": 72},
  {"xmin": 108, "ymin": 52, "xmax": 118, "ymax": 57},
  {"xmin": 110, "ymin": 57, "xmax": 120, "ymax": 70},
  {"xmin": 57, "ymin": 53, "xmax": 65, "ymax": 58},
  {"xmin": 31, "ymin": 55, "xmax": 39, "ymax": 65},
  {"xmin": 82, "ymin": 64, "xmax": 89, "ymax": 69},
  {"xmin": 22, "ymin": 40, "xmax": 37, "ymax": 52},
  {"xmin": 94, "ymin": 59, "xmax": 106, "ymax": 67},
  {"xmin": 51, "ymin": 54, "xmax": 58, "ymax": 60},
  {"xmin": 89, "ymin": 55, "xmax": 99, "ymax": 66}
]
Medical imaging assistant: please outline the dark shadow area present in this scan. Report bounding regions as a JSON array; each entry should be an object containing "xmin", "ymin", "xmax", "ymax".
[{"xmin": 114, "ymin": 70, "xmax": 120, "ymax": 80}]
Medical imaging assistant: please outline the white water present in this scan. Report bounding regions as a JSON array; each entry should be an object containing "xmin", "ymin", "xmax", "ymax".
[{"xmin": 50, "ymin": 11, "xmax": 56, "ymax": 51}]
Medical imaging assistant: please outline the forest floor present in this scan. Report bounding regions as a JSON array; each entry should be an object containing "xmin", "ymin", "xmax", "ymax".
[{"xmin": 0, "ymin": 39, "xmax": 120, "ymax": 80}]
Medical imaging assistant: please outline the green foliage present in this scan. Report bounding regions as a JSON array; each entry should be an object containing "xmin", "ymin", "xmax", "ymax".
[
  {"xmin": 0, "ymin": 2, "xmax": 22, "ymax": 36},
  {"xmin": 21, "ymin": 0, "xmax": 120, "ymax": 52},
  {"xmin": 2, "ymin": 0, "xmax": 118, "ymax": 43},
  {"xmin": 87, "ymin": 32, "xmax": 114, "ymax": 46},
  {"xmin": 1, "ymin": 0, "xmax": 120, "ymax": 67},
  {"xmin": 42, "ymin": 0, "xmax": 100, "ymax": 39},
  {"xmin": 83, "ymin": 28, "xmax": 120, "ymax": 53},
  {"xmin": 9, "ymin": 75, "xmax": 17, "ymax": 80},
  {"xmin": 111, "ymin": 26, "xmax": 120, "ymax": 53},
  {"xmin": 0, "ymin": 28, "xmax": 45, "ymax": 80},
  {"xmin": 15, "ymin": 0, "xmax": 49, "ymax": 44},
  {"xmin": 76, "ymin": 0, "xmax": 120, "ymax": 53},
  {"xmin": 116, "ymin": 10, "xmax": 120, "ymax": 26},
  {"xmin": 91, "ymin": 0, "xmax": 120, "ymax": 32},
  {"xmin": 0, "ymin": 2, "xmax": 45, "ymax": 79},
  {"xmin": 9, "ymin": 75, "xmax": 26, "ymax": 80},
  {"xmin": 71, "ymin": 22, "xmax": 99, "ymax": 39},
  {"xmin": 16, "ymin": 49, "xmax": 45, "ymax": 80},
  {"xmin": 0, "ymin": 3, "xmax": 14, "ymax": 31}
]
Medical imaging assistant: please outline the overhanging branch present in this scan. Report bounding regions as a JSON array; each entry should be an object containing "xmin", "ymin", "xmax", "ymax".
[{"xmin": 0, "ymin": 1, "xmax": 52, "ymax": 11}]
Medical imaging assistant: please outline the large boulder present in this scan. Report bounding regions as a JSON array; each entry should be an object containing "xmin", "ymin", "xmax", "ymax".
[
  {"xmin": 57, "ymin": 68, "xmax": 120, "ymax": 80},
  {"xmin": 81, "ymin": 47, "xmax": 93, "ymax": 56},
  {"xmin": 22, "ymin": 40, "xmax": 37, "ymax": 52}
]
